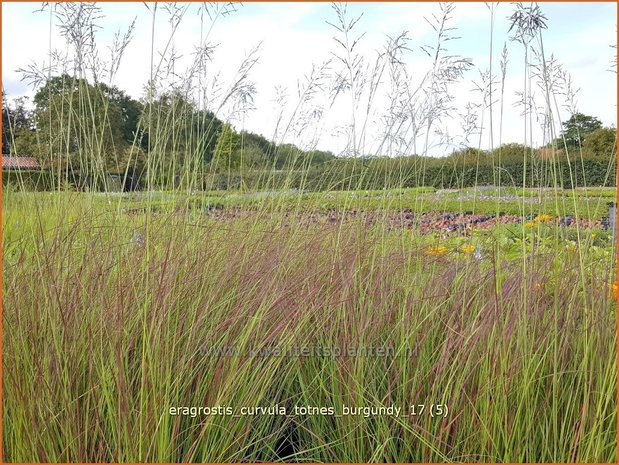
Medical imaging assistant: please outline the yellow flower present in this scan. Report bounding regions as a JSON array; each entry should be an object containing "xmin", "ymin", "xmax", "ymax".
[
  {"xmin": 535, "ymin": 214, "xmax": 554, "ymax": 223},
  {"xmin": 524, "ymin": 221, "xmax": 537, "ymax": 228},
  {"xmin": 461, "ymin": 244, "xmax": 476, "ymax": 254},
  {"xmin": 534, "ymin": 282, "xmax": 544, "ymax": 292},
  {"xmin": 425, "ymin": 245, "xmax": 448, "ymax": 257}
]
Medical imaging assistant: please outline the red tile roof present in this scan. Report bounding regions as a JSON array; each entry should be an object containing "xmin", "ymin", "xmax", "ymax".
[{"xmin": 2, "ymin": 156, "xmax": 40, "ymax": 170}]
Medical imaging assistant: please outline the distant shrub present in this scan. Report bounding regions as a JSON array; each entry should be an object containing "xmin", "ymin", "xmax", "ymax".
[{"xmin": 2, "ymin": 170, "xmax": 56, "ymax": 191}]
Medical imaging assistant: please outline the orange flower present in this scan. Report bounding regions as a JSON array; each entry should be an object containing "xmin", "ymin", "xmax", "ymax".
[
  {"xmin": 534, "ymin": 282, "xmax": 544, "ymax": 292},
  {"xmin": 610, "ymin": 282, "xmax": 618, "ymax": 300}
]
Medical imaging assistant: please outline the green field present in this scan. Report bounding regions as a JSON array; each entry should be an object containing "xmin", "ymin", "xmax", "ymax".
[{"xmin": 3, "ymin": 188, "xmax": 616, "ymax": 462}]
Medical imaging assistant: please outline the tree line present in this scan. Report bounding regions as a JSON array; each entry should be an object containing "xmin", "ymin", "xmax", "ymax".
[
  {"xmin": 2, "ymin": 74, "xmax": 336, "ymax": 189},
  {"xmin": 2, "ymin": 74, "xmax": 616, "ymax": 191}
]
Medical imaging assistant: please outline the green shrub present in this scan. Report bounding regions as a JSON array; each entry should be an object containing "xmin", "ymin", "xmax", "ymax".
[{"xmin": 2, "ymin": 170, "xmax": 56, "ymax": 191}]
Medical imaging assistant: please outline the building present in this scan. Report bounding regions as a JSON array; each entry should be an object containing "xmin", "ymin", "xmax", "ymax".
[{"xmin": 2, "ymin": 156, "xmax": 41, "ymax": 170}]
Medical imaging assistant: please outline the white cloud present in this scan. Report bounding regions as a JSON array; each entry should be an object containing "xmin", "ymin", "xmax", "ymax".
[{"xmin": 2, "ymin": 2, "xmax": 616, "ymax": 156}]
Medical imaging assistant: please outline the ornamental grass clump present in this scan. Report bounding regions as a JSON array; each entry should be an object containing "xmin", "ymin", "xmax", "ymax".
[
  {"xmin": 2, "ymin": 2, "xmax": 616, "ymax": 462},
  {"xmin": 2, "ymin": 205, "xmax": 617, "ymax": 462}
]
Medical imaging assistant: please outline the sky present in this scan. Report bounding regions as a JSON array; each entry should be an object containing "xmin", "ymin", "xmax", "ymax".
[{"xmin": 2, "ymin": 2, "xmax": 617, "ymax": 156}]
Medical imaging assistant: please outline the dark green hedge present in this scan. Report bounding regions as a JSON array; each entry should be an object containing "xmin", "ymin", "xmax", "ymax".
[
  {"xmin": 4, "ymin": 156, "xmax": 615, "ymax": 192},
  {"xmin": 295, "ymin": 157, "xmax": 616, "ymax": 191},
  {"xmin": 2, "ymin": 170, "xmax": 56, "ymax": 191}
]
